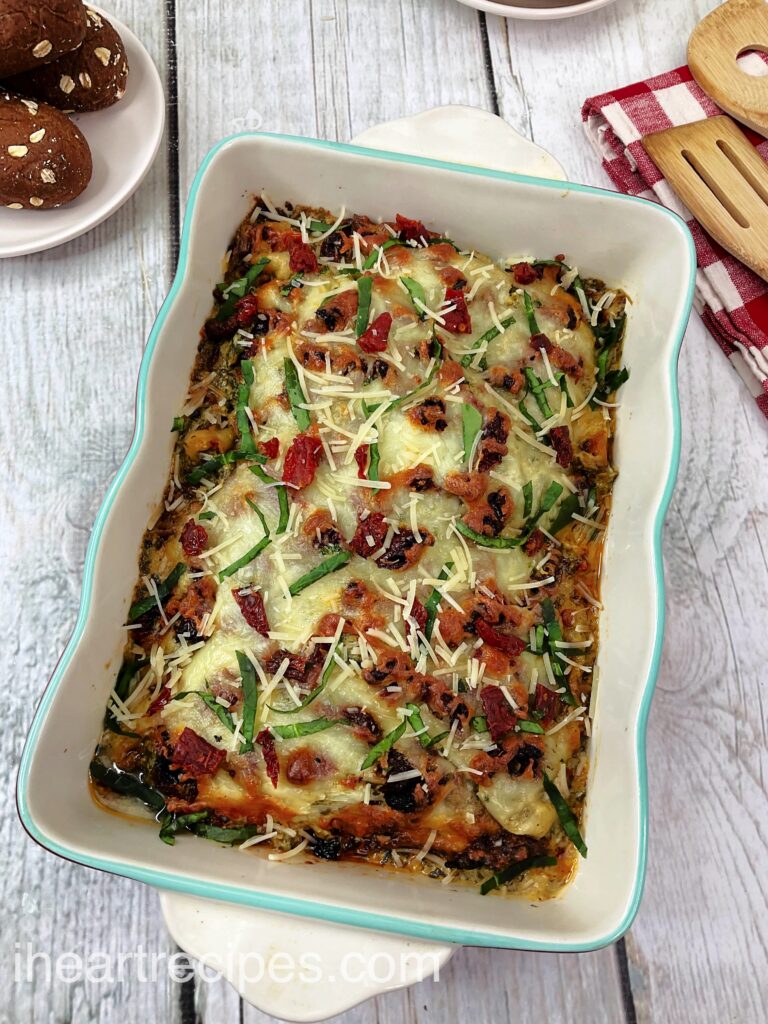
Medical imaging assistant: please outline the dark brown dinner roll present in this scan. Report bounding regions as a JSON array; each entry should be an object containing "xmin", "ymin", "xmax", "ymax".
[
  {"xmin": 4, "ymin": 7, "xmax": 129, "ymax": 112},
  {"xmin": 0, "ymin": 90, "xmax": 92, "ymax": 208},
  {"xmin": 0, "ymin": 0, "xmax": 87, "ymax": 78}
]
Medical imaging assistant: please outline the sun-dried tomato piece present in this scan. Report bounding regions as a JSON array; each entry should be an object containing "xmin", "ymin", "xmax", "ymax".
[
  {"xmin": 147, "ymin": 686, "xmax": 172, "ymax": 716},
  {"xmin": 395, "ymin": 213, "xmax": 429, "ymax": 244},
  {"xmin": 406, "ymin": 598, "xmax": 428, "ymax": 637},
  {"xmin": 475, "ymin": 619, "xmax": 526, "ymax": 658},
  {"xmin": 441, "ymin": 288, "xmax": 472, "ymax": 334},
  {"xmin": 289, "ymin": 241, "xmax": 319, "ymax": 273},
  {"xmin": 283, "ymin": 433, "xmax": 323, "ymax": 489},
  {"xmin": 354, "ymin": 444, "xmax": 369, "ymax": 479},
  {"xmin": 549, "ymin": 426, "xmax": 573, "ymax": 468},
  {"xmin": 180, "ymin": 519, "xmax": 208, "ymax": 557},
  {"xmin": 357, "ymin": 311, "xmax": 392, "ymax": 353},
  {"xmin": 512, "ymin": 262, "xmax": 538, "ymax": 285},
  {"xmin": 171, "ymin": 727, "xmax": 226, "ymax": 777},
  {"xmin": 233, "ymin": 588, "xmax": 270, "ymax": 636},
  {"xmin": 257, "ymin": 729, "xmax": 279, "ymax": 787},
  {"xmin": 530, "ymin": 332, "xmax": 552, "ymax": 352},
  {"xmin": 532, "ymin": 682, "xmax": 561, "ymax": 727},
  {"xmin": 258, "ymin": 437, "xmax": 279, "ymax": 459},
  {"xmin": 480, "ymin": 686, "xmax": 517, "ymax": 742},
  {"xmin": 234, "ymin": 292, "xmax": 262, "ymax": 328},
  {"xmin": 348, "ymin": 511, "xmax": 388, "ymax": 557}
]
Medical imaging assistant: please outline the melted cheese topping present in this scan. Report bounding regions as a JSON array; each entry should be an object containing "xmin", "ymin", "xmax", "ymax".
[{"xmin": 92, "ymin": 204, "xmax": 627, "ymax": 900}]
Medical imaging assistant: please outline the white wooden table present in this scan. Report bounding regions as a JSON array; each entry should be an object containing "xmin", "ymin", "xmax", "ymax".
[{"xmin": 3, "ymin": 1, "xmax": 767, "ymax": 1021}]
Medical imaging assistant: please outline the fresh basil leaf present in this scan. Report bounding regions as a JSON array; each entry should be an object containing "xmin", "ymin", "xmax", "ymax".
[
  {"xmin": 548, "ymin": 493, "xmax": 580, "ymax": 535},
  {"xmin": 401, "ymin": 275, "xmax": 427, "ymax": 319},
  {"xmin": 281, "ymin": 272, "xmax": 304, "ymax": 295},
  {"xmin": 236, "ymin": 359, "xmax": 257, "ymax": 455},
  {"xmin": 245, "ymin": 496, "xmax": 270, "ymax": 537},
  {"xmin": 128, "ymin": 563, "xmax": 185, "ymax": 622},
  {"xmin": 454, "ymin": 522, "xmax": 523, "ymax": 549},
  {"xmin": 288, "ymin": 550, "xmax": 351, "ymax": 596},
  {"xmin": 360, "ymin": 721, "xmax": 406, "ymax": 770},
  {"xmin": 217, "ymin": 257, "xmax": 270, "ymax": 319},
  {"xmin": 271, "ymin": 717, "xmax": 337, "ymax": 739},
  {"xmin": 423, "ymin": 730, "xmax": 450, "ymax": 748},
  {"xmin": 356, "ymin": 276, "xmax": 373, "ymax": 337},
  {"xmin": 250, "ymin": 464, "xmax": 289, "ymax": 534},
  {"xmin": 462, "ymin": 403, "xmax": 483, "ymax": 465},
  {"xmin": 517, "ymin": 397, "xmax": 541, "ymax": 432},
  {"xmin": 159, "ymin": 810, "xmax": 210, "ymax": 846},
  {"xmin": 523, "ymin": 367, "xmax": 554, "ymax": 419},
  {"xmin": 424, "ymin": 562, "xmax": 454, "ymax": 640},
  {"xmin": 480, "ymin": 854, "xmax": 557, "ymax": 895},
  {"xmin": 388, "ymin": 338, "xmax": 443, "ymax": 411},
  {"xmin": 362, "ymin": 239, "xmax": 401, "ymax": 270},
  {"xmin": 517, "ymin": 720, "xmax": 545, "ymax": 735},
  {"xmin": 172, "ymin": 691, "xmax": 235, "ymax": 733},
  {"xmin": 269, "ymin": 644, "xmax": 342, "ymax": 714},
  {"xmin": 191, "ymin": 823, "xmax": 262, "ymax": 845},
  {"xmin": 187, "ymin": 449, "xmax": 256, "ymax": 486},
  {"xmin": 538, "ymin": 480, "xmax": 564, "ymax": 514},
  {"xmin": 542, "ymin": 773, "xmax": 587, "ymax": 857},
  {"xmin": 522, "ymin": 481, "xmax": 533, "ymax": 520},
  {"xmin": 368, "ymin": 442, "xmax": 381, "ymax": 481},
  {"xmin": 237, "ymin": 650, "xmax": 258, "ymax": 752},
  {"xmin": 523, "ymin": 290, "xmax": 540, "ymax": 335},
  {"xmin": 405, "ymin": 702, "xmax": 441, "ymax": 749},
  {"xmin": 284, "ymin": 358, "xmax": 311, "ymax": 431},
  {"xmin": 90, "ymin": 760, "xmax": 166, "ymax": 815},
  {"xmin": 218, "ymin": 535, "xmax": 271, "ymax": 581}
]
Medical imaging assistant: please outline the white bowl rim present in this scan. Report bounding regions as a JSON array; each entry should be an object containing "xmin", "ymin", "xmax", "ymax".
[{"xmin": 453, "ymin": 0, "xmax": 620, "ymax": 21}]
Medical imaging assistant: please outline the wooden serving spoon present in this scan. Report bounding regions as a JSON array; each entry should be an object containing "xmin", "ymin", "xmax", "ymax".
[{"xmin": 688, "ymin": 0, "xmax": 768, "ymax": 136}]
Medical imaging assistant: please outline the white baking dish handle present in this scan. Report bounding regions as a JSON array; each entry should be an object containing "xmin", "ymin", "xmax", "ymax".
[
  {"xmin": 159, "ymin": 890, "xmax": 455, "ymax": 1021},
  {"xmin": 158, "ymin": 105, "xmax": 564, "ymax": 1022},
  {"xmin": 350, "ymin": 104, "xmax": 566, "ymax": 180}
]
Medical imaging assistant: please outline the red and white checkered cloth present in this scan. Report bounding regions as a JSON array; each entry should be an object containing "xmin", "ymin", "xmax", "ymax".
[{"xmin": 582, "ymin": 60, "xmax": 768, "ymax": 420}]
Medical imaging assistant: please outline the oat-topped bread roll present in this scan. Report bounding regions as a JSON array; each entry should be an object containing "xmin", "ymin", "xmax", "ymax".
[
  {"xmin": 0, "ymin": 0, "xmax": 87, "ymax": 78},
  {"xmin": 4, "ymin": 7, "xmax": 129, "ymax": 112},
  {"xmin": 0, "ymin": 90, "xmax": 92, "ymax": 208}
]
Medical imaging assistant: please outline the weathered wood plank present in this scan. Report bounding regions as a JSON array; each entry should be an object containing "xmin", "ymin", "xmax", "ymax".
[
  {"xmin": 174, "ymin": 0, "xmax": 491, "ymax": 200},
  {"xmin": 486, "ymin": 2, "xmax": 768, "ymax": 1021},
  {"xmin": 0, "ymin": 1, "xmax": 181, "ymax": 1022}
]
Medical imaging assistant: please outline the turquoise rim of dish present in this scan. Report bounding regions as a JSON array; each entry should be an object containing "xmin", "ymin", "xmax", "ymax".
[{"xmin": 17, "ymin": 130, "xmax": 697, "ymax": 952}]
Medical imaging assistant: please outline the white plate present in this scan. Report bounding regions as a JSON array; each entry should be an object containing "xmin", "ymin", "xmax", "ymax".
[
  {"xmin": 454, "ymin": 0, "xmax": 619, "ymax": 20},
  {"xmin": 0, "ymin": 6, "xmax": 164, "ymax": 258}
]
